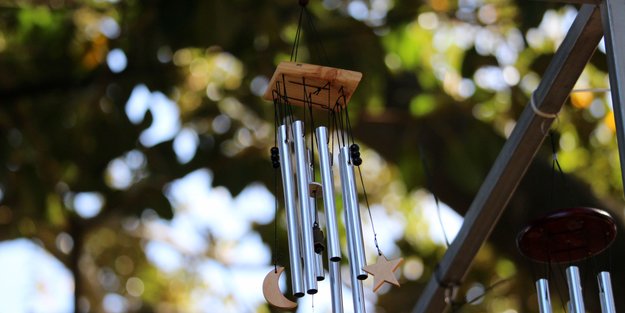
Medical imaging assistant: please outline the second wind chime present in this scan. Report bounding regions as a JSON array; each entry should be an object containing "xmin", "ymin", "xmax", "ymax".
[
  {"xmin": 261, "ymin": 3, "xmax": 402, "ymax": 312},
  {"xmin": 517, "ymin": 133, "xmax": 617, "ymax": 313}
]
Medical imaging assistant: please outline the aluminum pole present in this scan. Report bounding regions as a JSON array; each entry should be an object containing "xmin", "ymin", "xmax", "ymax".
[
  {"xmin": 277, "ymin": 124, "xmax": 304, "ymax": 297},
  {"xmin": 316, "ymin": 126, "xmax": 342, "ymax": 262},
  {"xmin": 536, "ymin": 278, "xmax": 553, "ymax": 313},
  {"xmin": 292, "ymin": 120, "xmax": 317, "ymax": 294},
  {"xmin": 566, "ymin": 266, "xmax": 585, "ymax": 313},
  {"xmin": 329, "ymin": 260, "xmax": 344, "ymax": 313},
  {"xmin": 601, "ymin": 0, "xmax": 625, "ymax": 197},
  {"xmin": 338, "ymin": 146, "xmax": 368, "ymax": 280},
  {"xmin": 343, "ymin": 189, "xmax": 366, "ymax": 313},
  {"xmin": 598, "ymin": 271, "xmax": 616, "ymax": 313}
]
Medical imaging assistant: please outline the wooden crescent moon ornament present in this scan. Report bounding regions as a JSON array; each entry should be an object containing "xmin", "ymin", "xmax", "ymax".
[{"xmin": 262, "ymin": 266, "xmax": 298, "ymax": 310}]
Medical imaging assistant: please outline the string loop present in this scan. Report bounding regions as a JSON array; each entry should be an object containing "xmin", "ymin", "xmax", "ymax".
[{"xmin": 530, "ymin": 92, "xmax": 558, "ymax": 119}]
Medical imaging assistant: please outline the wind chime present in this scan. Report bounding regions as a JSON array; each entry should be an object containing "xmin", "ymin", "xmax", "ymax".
[
  {"xmin": 261, "ymin": 3, "xmax": 402, "ymax": 312},
  {"xmin": 517, "ymin": 135, "xmax": 618, "ymax": 313}
]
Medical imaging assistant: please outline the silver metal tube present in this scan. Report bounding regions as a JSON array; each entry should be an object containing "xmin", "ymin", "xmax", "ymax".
[
  {"xmin": 293, "ymin": 120, "xmax": 317, "ymax": 294},
  {"xmin": 566, "ymin": 266, "xmax": 585, "ymax": 313},
  {"xmin": 598, "ymin": 271, "xmax": 616, "ymax": 313},
  {"xmin": 329, "ymin": 260, "xmax": 344, "ymax": 313},
  {"xmin": 339, "ymin": 146, "xmax": 368, "ymax": 280},
  {"xmin": 535, "ymin": 279, "xmax": 552, "ymax": 313},
  {"xmin": 316, "ymin": 126, "xmax": 342, "ymax": 262},
  {"xmin": 277, "ymin": 124, "xmax": 304, "ymax": 297},
  {"xmin": 346, "ymin": 210, "xmax": 367, "ymax": 313}
]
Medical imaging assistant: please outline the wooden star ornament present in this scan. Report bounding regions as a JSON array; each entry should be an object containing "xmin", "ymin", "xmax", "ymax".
[{"xmin": 363, "ymin": 255, "xmax": 404, "ymax": 292}]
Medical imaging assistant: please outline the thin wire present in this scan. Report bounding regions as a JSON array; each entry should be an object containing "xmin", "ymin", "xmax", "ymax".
[
  {"xmin": 330, "ymin": 109, "xmax": 336, "ymax": 159},
  {"xmin": 340, "ymin": 89, "xmax": 355, "ymax": 146},
  {"xmin": 273, "ymin": 166, "xmax": 279, "ymax": 272},
  {"xmin": 571, "ymin": 88, "xmax": 611, "ymax": 93},
  {"xmin": 271, "ymin": 93, "xmax": 280, "ymax": 272},
  {"xmin": 335, "ymin": 105, "xmax": 346, "ymax": 147},
  {"xmin": 341, "ymin": 87, "xmax": 383, "ymax": 256},
  {"xmin": 452, "ymin": 279, "xmax": 511, "ymax": 311},
  {"xmin": 420, "ymin": 145, "xmax": 451, "ymax": 248},
  {"xmin": 308, "ymin": 93, "xmax": 317, "ymax": 175},
  {"xmin": 290, "ymin": 7, "xmax": 305, "ymax": 62},
  {"xmin": 549, "ymin": 131, "xmax": 570, "ymax": 207},
  {"xmin": 303, "ymin": 7, "xmax": 330, "ymax": 65},
  {"xmin": 554, "ymin": 262, "xmax": 567, "ymax": 312},
  {"xmin": 304, "ymin": 85, "xmax": 321, "ymax": 224},
  {"xmin": 358, "ymin": 166, "xmax": 382, "ymax": 256}
]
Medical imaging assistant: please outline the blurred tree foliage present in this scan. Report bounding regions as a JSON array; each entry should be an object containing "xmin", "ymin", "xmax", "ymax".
[{"xmin": 1, "ymin": 0, "xmax": 624, "ymax": 312}]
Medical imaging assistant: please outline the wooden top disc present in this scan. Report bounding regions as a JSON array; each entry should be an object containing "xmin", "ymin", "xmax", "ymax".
[
  {"xmin": 262, "ymin": 61, "xmax": 362, "ymax": 110},
  {"xmin": 517, "ymin": 207, "xmax": 617, "ymax": 263}
]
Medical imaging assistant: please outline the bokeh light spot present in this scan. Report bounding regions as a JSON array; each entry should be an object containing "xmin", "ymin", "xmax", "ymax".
[
  {"xmin": 107, "ymin": 49, "xmax": 127, "ymax": 73},
  {"xmin": 126, "ymin": 277, "xmax": 145, "ymax": 297},
  {"xmin": 73, "ymin": 192, "xmax": 104, "ymax": 219},
  {"xmin": 55, "ymin": 232, "xmax": 74, "ymax": 254},
  {"xmin": 174, "ymin": 128, "xmax": 200, "ymax": 164},
  {"xmin": 103, "ymin": 293, "xmax": 127, "ymax": 313}
]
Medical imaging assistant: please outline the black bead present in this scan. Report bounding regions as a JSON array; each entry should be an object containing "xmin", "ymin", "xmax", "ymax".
[
  {"xmin": 271, "ymin": 155, "xmax": 280, "ymax": 161},
  {"xmin": 272, "ymin": 162, "xmax": 280, "ymax": 169},
  {"xmin": 270, "ymin": 147, "xmax": 279, "ymax": 155},
  {"xmin": 351, "ymin": 151, "xmax": 361, "ymax": 158},
  {"xmin": 352, "ymin": 158, "xmax": 362, "ymax": 166},
  {"xmin": 349, "ymin": 144, "xmax": 360, "ymax": 152}
]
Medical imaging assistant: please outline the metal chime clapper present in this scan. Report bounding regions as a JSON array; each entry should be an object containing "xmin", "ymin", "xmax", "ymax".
[
  {"xmin": 517, "ymin": 207, "xmax": 618, "ymax": 313},
  {"xmin": 306, "ymin": 149, "xmax": 325, "ymax": 281}
]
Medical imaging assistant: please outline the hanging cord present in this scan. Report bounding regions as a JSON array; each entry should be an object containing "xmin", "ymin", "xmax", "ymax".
[
  {"xmin": 546, "ymin": 242, "xmax": 568, "ymax": 313},
  {"xmin": 607, "ymin": 230, "xmax": 613, "ymax": 273},
  {"xmin": 272, "ymin": 165, "xmax": 280, "ymax": 272},
  {"xmin": 419, "ymin": 144, "xmax": 451, "ymax": 248},
  {"xmin": 330, "ymin": 109, "xmax": 336, "ymax": 159},
  {"xmin": 340, "ymin": 89, "xmax": 355, "ymax": 145},
  {"xmin": 450, "ymin": 279, "xmax": 511, "ymax": 312},
  {"xmin": 358, "ymin": 166, "xmax": 382, "ymax": 256},
  {"xmin": 549, "ymin": 131, "xmax": 569, "ymax": 208},
  {"xmin": 554, "ymin": 261, "xmax": 568, "ymax": 312},
  {"xmin": 279, "ymin": 74, "xmax": 296, "ymax": 126},
  {"xmin": 303, "ymin": 81, "xmax": 320, "ymax": 226},
  {"xmin": 303, "ymin": 6, "xmax": 330, "ymax": 65},
  {"xmin": 308, "ymin": 92, "xmax": 318, "ymax": 181},
  {"xmin": 335, "ymin": 104, "xmax": 347, "ymax": 147},
  {"xmin": 290, "ymin": 5, "xmax": 305, "ymax": 62},
  {"xmin": 546, "ymin": 131, "xmax": 572, "ymax": 312},
  {"xmin": 339, "ymin": 92, "xmax": 383, "ymax": 256},
  {"xmin": 270, "ymin": 94, "xmax": 282, "ymax": 272}
]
